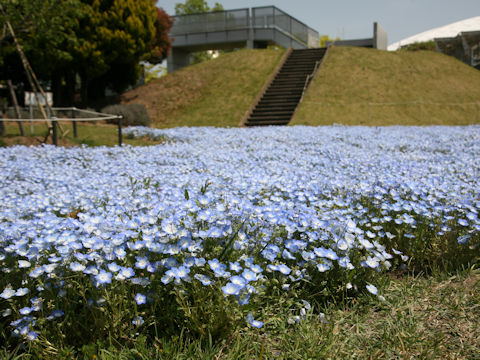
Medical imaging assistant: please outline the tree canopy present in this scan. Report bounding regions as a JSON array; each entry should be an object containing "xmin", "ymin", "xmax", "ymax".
[
  {"xmin": 0, "ymin": 0, "xmax": 172, "ymax": 105},
  {"xmin": 174, "ymin": 0, "xmax": 223, "ymax": 15}
]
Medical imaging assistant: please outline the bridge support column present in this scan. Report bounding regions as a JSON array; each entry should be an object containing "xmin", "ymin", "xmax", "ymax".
[{"xmin": 167, "ymin": 48, "xmax": 191, "ymax": 73}]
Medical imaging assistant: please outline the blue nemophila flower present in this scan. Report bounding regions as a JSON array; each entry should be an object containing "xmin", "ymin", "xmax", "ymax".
[
  {"xmin": 246, "ymin": 313, "xmax": 263, "ymax": 328},
  {"xmin": 47, "ymin": 310, "xmax": 64, "ymax": 321},
  {"xmin": 19, "ymin": 307, "xmax": 33, "ymax": 315},
  {"xmin": 366, "ymin": 284, "xmax": 378, "ymax": 296},
  {"xmin": 15, "ymin": 288, "xmax": 29, "ymax": 297},
  {"xmin": 242, "ymin": 269, "xmax": 258, "ymax": 282},
  {"xmin": 1, "ymin": 288, "xmax": 16, "ymax": 300},
  {"xmin": 313, "ymin": 247, "xmax": 339, "ymax": 260},
  {"xmin": 230, "ymin": 275, "xmax": 247, "ymax": 288},
  {"xmin": 135, "ymin": 293, "xmax": 146, "ymax": 305},
  {"xmin": 363, "ymin": 256, "xmax": 380, "ymax": 269},
  {"xmin": 116, "ymin": 267, "xmax": 135, "ymax": 280},
  {"xmin": 222, "ymin": 282, "xmax": 242, "ymax": 296},
  {"xmin": 1, "ymin": 125, "xmax": 479, "ymax": 341},
  {"xmin": 18, "ymin": 260, "xmax": 31, "ymax": 268},
  {"xmin": 161, "ymin": 219, "xmax": 178, "ymax": 235},
  {"xmin": 26, "ymin": 331, "xmax": 38, "ymax": 341},
  {"xmin": 250, "ymin": 264, "xmax": 263, "ymax": 273},
  {"xmin": 282, "ymin": 249, "xmax": 296, "ymax": 260},
  {"xmin": 107, "ymin": 262, "xmax": 121, "ymax": 272},
  {"xmin": 316, "ymin": 262, "xmax": 330, "ymax": 272},
  {"xmin": 95, "ymin": 270, "xmax": 112, "ymax": 285},
  {"xmin": 84, "ymin": 265, "xmax": 99, "ymax": 276},
  {"xmin": 277, "ymin": 264, "xmax": 292, "ymax": 275},
  {"xmin": 194, "ymin": 273, "xmax": 212, "ymax": 286},
  {"xmin": 69, "ymin": 262, "xmax": 86, "ymax": 272},
  {"xmin": 29, "ymin": 267, "xmax": 45, "ymax": 278},
  {"xmin": 135, "ymin": 257, "xmax": 149, "ymax": 269},
  {"xmin": 457, "ymin": 234, "xmax": 471, "ymax": 244},
  {"xmin": 132, "ymin": 316, "xmax": 144, "ymax": 326},
  {"xmin": 208, "ymin": 259, "xmax": 227, "ymax": 277},
  {"xmin": 229, "ymin": 261, "xmax": 242, "ymax": 272},
  {"xmin": 166, "ymin": 266, "xmax": 190, "ymax": 280}
]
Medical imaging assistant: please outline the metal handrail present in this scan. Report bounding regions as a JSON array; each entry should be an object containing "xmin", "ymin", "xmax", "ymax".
[{"xmin": 299, "ymin": 60, "xmax": 322, "ymax": 104}]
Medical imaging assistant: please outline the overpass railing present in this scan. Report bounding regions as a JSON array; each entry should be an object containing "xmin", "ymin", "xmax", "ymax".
[
  {"xmin": 170, "ymin": 8, "xmax": 250, "ymax": 35},
  {"xmin": 170, "ymin": 6, "xmax": 319, "ymax": 48},
  {"xmin": 251, "ymin": 6, "xmax": 319, "ymax": 48}
]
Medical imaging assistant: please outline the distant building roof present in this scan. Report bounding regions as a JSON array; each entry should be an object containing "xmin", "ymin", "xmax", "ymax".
[{"xmin": 388, "ymin": 16, "xmax": 480, "ymax": 51}]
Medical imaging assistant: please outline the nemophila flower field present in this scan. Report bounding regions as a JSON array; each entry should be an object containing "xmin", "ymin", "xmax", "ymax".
[{"xmin": 0, "ymin": 125, "xmax": 479, "ymax": 353}]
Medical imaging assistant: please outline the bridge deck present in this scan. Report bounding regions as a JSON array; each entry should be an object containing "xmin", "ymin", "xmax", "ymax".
[{"xmin": 168, "ymin": 6, "xmax": 319, "ymax": 72}]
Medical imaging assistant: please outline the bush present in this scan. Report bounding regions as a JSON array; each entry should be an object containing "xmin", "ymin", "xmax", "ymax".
[
  {"xmin": 401, "ymin": 41, "xmax": 437, "ymax": 52},
  {"xmin": 102, "ymin": 103, "xmax": 151, "ymax": 127}
]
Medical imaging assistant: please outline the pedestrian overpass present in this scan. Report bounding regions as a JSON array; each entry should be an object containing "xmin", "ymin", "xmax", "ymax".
[{"xmin": 167, "ymin": 6, "xmax": 319, "ymax": 72}]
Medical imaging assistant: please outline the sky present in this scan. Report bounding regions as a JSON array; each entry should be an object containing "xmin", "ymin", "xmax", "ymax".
[{"xmin": 156, "ymin": 0, "xmax": 479, "ymax": 45}]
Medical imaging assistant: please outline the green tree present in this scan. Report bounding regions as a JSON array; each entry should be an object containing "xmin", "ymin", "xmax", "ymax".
[
  {"xmin": 0, "ymin": 0, "xmax": 82, "ymax": 105},
  {"xmin": 75, "ymin": 0, "xmax": 172, "ymax": 103},
  {"xmin": 174, "ymin": 0, "xmax": 223, "ymax": 15},
  {"xmin": 0, "ymin": 0, "xmax": 172, "ymax": 106},
  {"xmin": 174, "ymin": 0, "xmax": 223, "ymax": 65},
  {"xmin": 319, "ymin": 35, "xmax": 341, "ymax": 48}
]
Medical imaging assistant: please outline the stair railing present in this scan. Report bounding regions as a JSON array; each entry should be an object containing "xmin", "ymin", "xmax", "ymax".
[{"xmin": 299, "ymin": 60, "xmax": 321, "ymax": 103}]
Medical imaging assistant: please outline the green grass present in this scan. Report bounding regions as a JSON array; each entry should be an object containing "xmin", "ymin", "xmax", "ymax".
[
  {"xmin": 5, "ymin": 268, "xmax": 476, "ymax": 359},
  {"xmin": 1, "ymin": 122, "xmax": 165, "ymax": 147},
  {"xmin": 291, "ymin": 46, "xmax": 480, "ymax": 126},
  {"xmin": 121, "ymin": 48, "xmax": 285, "ymax": 127}
]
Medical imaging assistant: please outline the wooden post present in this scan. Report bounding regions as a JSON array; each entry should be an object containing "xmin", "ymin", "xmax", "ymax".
[
  {"xmin": 0, "ymin": 113, "xmax": 4, "ymax": 137},
  {"xmin": 52, "ymin": 118, "xmax": 58, "ymax": 146},
  {"xmin": 7, "ymin": 80, "xmax": 24, "ymax": 136},
  {"xmin": 118, "ymin": 116, "xmax": 122, "ymax": 146},
  {"xmin": 72, "ymin": 108, "xmax": 77, "ymax": 138}
]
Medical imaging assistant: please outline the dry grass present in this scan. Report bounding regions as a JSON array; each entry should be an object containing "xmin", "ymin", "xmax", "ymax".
[
  {"xmin": 291, "ymin": 46, "xmax": 480, "ymax": 126},
  {"xmin": 121, "ymin": 49, "xmax": 285, "ymax": 128}
]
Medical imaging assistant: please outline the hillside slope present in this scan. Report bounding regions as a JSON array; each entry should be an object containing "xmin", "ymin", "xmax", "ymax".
[
  {"xmin": 121, "ymin": 49, "xmax": 285, "ymax": 127},
  {"xmin": 291, "ymin": 46, "xmax": 480, "ymax": 126}
]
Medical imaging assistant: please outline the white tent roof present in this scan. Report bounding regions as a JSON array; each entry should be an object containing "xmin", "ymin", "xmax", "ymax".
[{"xmin": 388, "ymin": 16, "xmax": 480, "ymax": 51}]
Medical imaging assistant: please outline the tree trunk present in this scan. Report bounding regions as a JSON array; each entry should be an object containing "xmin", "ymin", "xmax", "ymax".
[
  {"xmin": 51, "ymin": 72, "xmax": 63, "ymax": 107},
  {"xmin": 80, "ymin": 72, "xmax": 89, "ymax": 107}
]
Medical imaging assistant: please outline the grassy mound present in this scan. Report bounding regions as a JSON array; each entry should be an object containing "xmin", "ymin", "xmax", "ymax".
[
  {"xmin": 291, "ymin": 46, "xmax": 480, "ymax": 126},
  {"xmin": 121, "ymin": 49, "xmax": 285, "ymax": 127}
]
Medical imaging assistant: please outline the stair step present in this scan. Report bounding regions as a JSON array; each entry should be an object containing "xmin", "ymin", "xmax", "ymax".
[{"xmin": 244, "ymin": 47, "xmax": 326, "ymax": 127}]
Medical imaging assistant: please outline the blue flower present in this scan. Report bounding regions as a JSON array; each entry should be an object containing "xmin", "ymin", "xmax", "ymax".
[
  {"xmin": 47, "ymin": 309, "xmax": 64, "ymax": 320},
  {"xmin": 246, "ymin": 313, "xmax": 263, "ymax": 328},
  {"xmin": 95, "ymin": 270, "xmax": 112, "ymax": 285},
  {"xmin": 132, "ymin": 316, "xmax": 144, "ymax": 326},
  {"xmin": 366, "ymin": 284, "xmax": 378, "ymax": 295},
  {"xmin": 135, "ymin": 293, "xmax": 147, "ymax": 305},
  {"xmin": 222, "ymin": 282, "xmax": 242, "ymax": 296},
  {"xmin": 15, "ymin": 288, "xmax": 29, "ymax": 297},
  {"xmin": 18, "ymin": 260, "xmax": 31, "ymax": 268},
  {"xmin": 0, "ymin": 288, "xmax": 16, "ymax": 299},
  {"xmin": 26, "ymin": 331, "xmax": 38, "ymax": 341},
  {"xmin": 194, "ymin": 273, "xmax": 212, "ymax": 286},
  {"xmin": 69, "ymin": 262, "xmax": 86, "ymax": 272}
]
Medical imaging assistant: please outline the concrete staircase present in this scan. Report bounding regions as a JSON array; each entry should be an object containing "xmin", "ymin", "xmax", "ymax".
[{"xmin": 244, "ymin": 48, "xmax": 326, "ymax": 126}]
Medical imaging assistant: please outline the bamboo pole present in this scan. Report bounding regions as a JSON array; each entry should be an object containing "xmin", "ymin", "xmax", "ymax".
[
  {"xmin": 0, "ymin": 3, "xmax": 52, "ymax": 139},
  {"xmin": 6, "ymin": 80, "xmax": 24, "ymax": 136}
]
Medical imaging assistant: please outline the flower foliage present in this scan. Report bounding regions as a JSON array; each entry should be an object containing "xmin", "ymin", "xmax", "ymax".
[{"xmin": 0, "ymin": 125, "xmax": 479, "ymax": 352}]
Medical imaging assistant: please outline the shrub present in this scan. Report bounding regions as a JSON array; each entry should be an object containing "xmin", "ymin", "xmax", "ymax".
[
  {"xmin": 401, "ymin": 41, "xmax": 437, "ymax": 52},
  {"xmin": 102, "ymin": 103, "xmax": 151, "ymax": 127}
]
